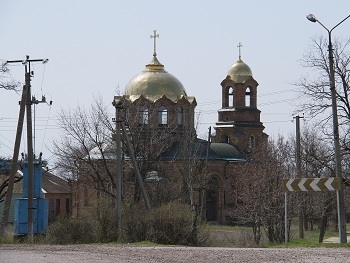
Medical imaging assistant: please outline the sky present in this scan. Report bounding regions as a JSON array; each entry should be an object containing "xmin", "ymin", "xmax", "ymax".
[{"xmin": 1, "ymin": 0, "xmax": 350, "ymax": 167}]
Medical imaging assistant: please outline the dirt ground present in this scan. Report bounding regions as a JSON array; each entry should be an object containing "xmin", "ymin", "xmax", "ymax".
[{"xmin": 1, "ymin": 244, "xmax": 350, "ymax": 263}]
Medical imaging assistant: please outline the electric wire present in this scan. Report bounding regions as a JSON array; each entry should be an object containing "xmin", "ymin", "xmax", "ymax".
[
  {"xmin": 40, "ymin": 104, "xmax": 52, "ymax": 153},
  {"xmin": 0, "ymin": 86, "xmax": 299, "ymax": 158}
]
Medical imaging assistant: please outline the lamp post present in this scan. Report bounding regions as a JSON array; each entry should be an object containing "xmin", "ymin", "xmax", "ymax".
[{"xmin": 307, "ymin": 13, "xmax": 350, "ymax": 244}]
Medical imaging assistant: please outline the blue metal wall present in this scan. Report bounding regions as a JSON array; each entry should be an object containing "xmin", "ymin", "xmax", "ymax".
[
  {"xmin": 14, "ymin": 158, "xmax": 48, "ymax": 235},
  {"xmin": 14, "ymin": 198, "xmax": 48, "ymax": 235}
]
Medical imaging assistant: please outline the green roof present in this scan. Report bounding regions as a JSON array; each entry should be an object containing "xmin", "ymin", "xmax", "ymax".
[{"xmin": 160, "ymin": 139, "xmax": 246, "ymax": 162}]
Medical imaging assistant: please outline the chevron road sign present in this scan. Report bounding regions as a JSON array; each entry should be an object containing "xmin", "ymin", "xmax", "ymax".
[{"xmin": 282, "ymin": 177, "xmax": 342, "ymax": 192}]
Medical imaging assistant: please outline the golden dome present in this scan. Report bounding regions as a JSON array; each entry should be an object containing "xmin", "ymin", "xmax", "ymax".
[
  {"xmin": 227, "ymin": 59, "xmax": 253, "ymax": 83},
  {"xmin": 124, "ymin": 55, "xmax": 187, "ymax": 102}
]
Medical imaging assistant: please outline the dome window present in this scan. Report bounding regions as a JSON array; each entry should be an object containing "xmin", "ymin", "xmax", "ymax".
[
  {"xmin": 158, "ymin": 106, "xmax": 168, "ymax": 126},
  {"xmin": 177, "ymin": 107, "xmax": 183, "ymax": 126},
  {"xmin": 139, "ymin": 106, "xmax": 149, "ymax": 125}
]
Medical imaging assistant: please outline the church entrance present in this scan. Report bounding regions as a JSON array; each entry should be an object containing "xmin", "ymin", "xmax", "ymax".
[{"xmin": 206, "ymin": 177, "xmax": 219, "ymax": 221}]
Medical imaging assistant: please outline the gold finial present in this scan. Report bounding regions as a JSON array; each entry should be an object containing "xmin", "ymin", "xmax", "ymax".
[
  {"xmin": 237, "ymin": 42, "xmax": 243, "ymax": 60},
  {"xmin": 150, "ymin": 30, "xmax": 159, "ymax": 56}
]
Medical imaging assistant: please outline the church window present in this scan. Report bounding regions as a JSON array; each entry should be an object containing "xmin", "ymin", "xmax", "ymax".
[
  {"xmin": 177, "ymin": 107, "xmax": 183, "ymax": 126},
  {"xmin": 245, "ymin": 87, "xmax": 251, "ymax": 107},
  {"xmin": 248, "ymin": 135, "xmax": 255, "ymax": 151},
  {"xmin": 208, "ymin": 177, "xmax": 219, "ymax": 188},
  {"xmin": 224, "ymin": 135, "xmax": 230, "ymax": 143},
  {"xmin": 139, "ymin": 106, "xmax": 148, "ymax": 125},
  {"xmin": 158, "ymin": 106, "xmax": 168, "ymax": 125},
  {"xmin": 229, "ymin": 87, "xmax": 234, "ymax": 107},
  {"xmin": 125, "ymin": 108, "xmax": 130, "ymax": 123}
]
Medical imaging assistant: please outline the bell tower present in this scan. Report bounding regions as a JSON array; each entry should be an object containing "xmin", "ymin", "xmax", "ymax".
[{"xmin": 213, "ymin": 43, "xmax": 267, "ymax": 153}]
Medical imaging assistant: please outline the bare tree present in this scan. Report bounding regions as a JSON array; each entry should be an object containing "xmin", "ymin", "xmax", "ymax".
[
  {"xmin": 296, "ymin": 36, "xmax": 350, "ymax": 155},
  {"xmin": 52, "ymin": 96, "xmax": 117, "ymax": 199},
  {"xmin": 0, "ymin": 62, "xmax": 21, "ymax": 204},
  {"xmin": 52, "ymin": 96, "xmax": 187, "ymax": 207},
  {"xmin": 235, "ymin": 136, "xmax": 295, "ymax": 244},
  {"xmin": 0, "ymin": 61, "xmax": 20, "ymax": 91},
  {"xmin": 174, "ymin": 128, "xmax": 209, "ymax": 244},
  {"xmin": 122, "ymin": 98, "xmax": 185, "ymax": 205},
  {"xmin": 299, "ymin": 126, "xmax": 339, "ymax": 242},
  {"xmin": 0, "ymin": 160, "xmax": 22, "ymax": 203}
]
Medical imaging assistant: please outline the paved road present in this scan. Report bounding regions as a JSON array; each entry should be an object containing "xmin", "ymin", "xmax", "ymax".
[{"xmin": 1, "ymin": 244, "xmax": 350, "ymax": 263}]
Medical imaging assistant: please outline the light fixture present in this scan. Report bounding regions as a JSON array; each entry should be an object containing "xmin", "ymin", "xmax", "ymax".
[{"xmin": 306, "ymin": 14, "xmax": 317, "ymax": 23}]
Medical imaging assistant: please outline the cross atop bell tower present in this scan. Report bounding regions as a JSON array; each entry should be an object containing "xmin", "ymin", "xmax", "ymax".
[{"xmin": 212, "ymin": 44, "xmax": 267, "ymax": 154}]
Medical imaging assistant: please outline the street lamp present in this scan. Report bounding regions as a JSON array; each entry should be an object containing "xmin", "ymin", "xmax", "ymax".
[{"xmin": 307, "ymin": 13, "xmax": 350, "ymax": 244}]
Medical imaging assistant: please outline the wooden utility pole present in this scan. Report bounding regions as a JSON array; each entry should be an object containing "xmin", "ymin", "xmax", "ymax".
[
  {"xmin": 24, "ymin": 64, "xmax": 35, "ymax": 240},
  {"xmin": 0, "ymin": 83, "xmax": 27, "ymax": 236},
  {"xmin": 112, "ymin": 97, "xmax": 151, "ymax": 241},
  {"xmin": 295, "ymin": 114, "xmax": 304, "ymax": 239},
  {"xmin": 113, "ymin": 98, "xmax": 123, "ymax": 241},
  {"xmin": 121, "ymin": 122, "xmax": 151, "ymax": 209},
  {"xmin": 0, "ymin": 56, "xmax": 48, "ymax": 240}
]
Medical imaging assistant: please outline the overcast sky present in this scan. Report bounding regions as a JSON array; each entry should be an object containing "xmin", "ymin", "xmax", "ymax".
[{"xmin": 1, "ymin": 1, "xmax": 350, "ymax": 166}]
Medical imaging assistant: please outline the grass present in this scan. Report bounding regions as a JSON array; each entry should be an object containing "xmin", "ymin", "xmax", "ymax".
[
  {"xmin": 206, "ymin": 223, "xmax": 350, "ymax": 248},
  {"xmin": 206, "ymin": 224, "xmax": 266, "ymax": 247},
  {"xmin": 2, "ymin": 222, "xmax": 350, "ymax": 248},
  {"xmin": 271, "ymin": 224, "xmax": 350, "ymax": 248}
]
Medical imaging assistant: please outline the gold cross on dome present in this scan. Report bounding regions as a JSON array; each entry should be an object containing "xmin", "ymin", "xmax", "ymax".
[
  {"xmin": 150, "ymin": 30, "xmax": 159, "ymax": 56},
  {"xmin": 237, "ymin": 42, "xmax": 243, "ymax": 59}
]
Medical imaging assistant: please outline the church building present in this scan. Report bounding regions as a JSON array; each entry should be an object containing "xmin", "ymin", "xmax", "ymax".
[
  {"xmin": 72, "ymin": 32, "xmax": 268, "ymax": 224},
  {"xmin": 112, "ymin": 33, "xmax": 268, "ymax": 223}
]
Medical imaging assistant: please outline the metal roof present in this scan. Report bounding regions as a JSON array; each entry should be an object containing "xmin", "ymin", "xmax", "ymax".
[
  {"xmin": 0, "ymin": 169, "xmax": 70, "ymax": 194},
  {"xmin": 160, "ymin": 139, "xmax": 246, "ymax": 162}
]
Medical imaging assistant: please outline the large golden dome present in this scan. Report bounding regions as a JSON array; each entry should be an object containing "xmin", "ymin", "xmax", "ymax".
[
  {"xmin": 124, "ymin": 54, "xmax": 187, "ymax": 102},
  {"xmin": 227, "ymin": 58, "xmax": 253, "ymax": 83}
]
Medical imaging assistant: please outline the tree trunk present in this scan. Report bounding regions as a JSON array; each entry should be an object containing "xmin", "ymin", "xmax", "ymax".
[
  {"xmin": 190, "ymin": 204, "xmax": 198, "ymax": 245},
  {"xmin": 318, "ymin": 214, "xmax": 328, "ymax": 243}
]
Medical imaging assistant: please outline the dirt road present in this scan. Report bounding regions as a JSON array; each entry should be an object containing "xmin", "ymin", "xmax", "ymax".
[{"xmin": 1, "ymin": 244, "xmax": 350, "ymax": 263}]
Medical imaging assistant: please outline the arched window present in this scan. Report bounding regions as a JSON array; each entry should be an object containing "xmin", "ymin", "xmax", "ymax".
[
  {"xmin": 125, "ymin": 108, "xmax": 130, "ymax": 123},
  {"xmin": 208, "ymin": 177, "xmax": 219, "ymax": 188},
  {"xmin": 245, "ymin": 87, "xmax": 251, "ymax": 107},
  {"xmin": 139, "ymin": 106, "xmax": 148, "ymax": 124},
  {"xmin": 229, "ymin": 87, "xmax": 234, "ymax": 107},
  {"xmin": 224, "ymin": 135, "xmax": 230, "ymax": 144},
  {"xmin": 158, "ymin": 106, "xmax": 168, "ymax": 125},
  {"xmin": 248, "ymin": 135, "xmax": 255, "ymax": 151},
  {"xmin": 206, "ymin": 177, "xmax": 219, "ymax": 221},
  {"xmin": 177, "ymin": 107, "xmax": 183, "ymax": 126}
]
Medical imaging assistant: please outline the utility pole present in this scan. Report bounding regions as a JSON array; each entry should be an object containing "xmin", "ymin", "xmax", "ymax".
[
  {"xmin": 1, "ymin": 56, "xmax": 48, "ymax": 241},
  {"xmin": 25, "ymin": 62, "xmax": 35, "ymax": 240},
  {"xmin": 113, "ymin": 98, "xmax": 123, "ymax": 241},
  {"xmin": 294, "ymin": 114, "xmax": 304, "ymax": 239},
  {"xmin": 121, "ymin": 122, "xmax": 151, "ymax": 210},
  {"xmin": 0, "ymin": 82, "xmax": 27, "ymax": 236},
  {"xmin": 307, "ymin": 13, "xmax": 349, "ymax": 244},
  {"xmin": 112, "ymin": 97, "xmax": 151, "ymax": 241}
]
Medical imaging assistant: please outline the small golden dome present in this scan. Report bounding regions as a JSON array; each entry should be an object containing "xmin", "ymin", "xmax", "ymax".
[
  {"xmin": 124, "ymin": 55, "xmax": 187, "ymax": 102},
  {"xmin": 227, "ymin": 59, "xmax": 253, "ymax": 83}
]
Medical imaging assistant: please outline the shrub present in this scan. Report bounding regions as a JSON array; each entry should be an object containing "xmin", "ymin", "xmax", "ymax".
[
  {"xmin": 122, "ymin": 201, "xmax": 208, "ymax": 246},
  {"xmin": 148, "ymin": 202, "xmax": 193, "ymax": 245},
  {"xmin": 122, "ymin": 203, "xmax": 149, "ymax": 243},
  {"xmin": 88, "ymin": 198, "xmax": 119, "ymax": 243},
  {"xmin": 46, "ymin": 217, "xmax": 94, "ymax": 244},
  {"xmin": 46, "ymin": 197, "xmax": 119, "ymax": 244}
]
